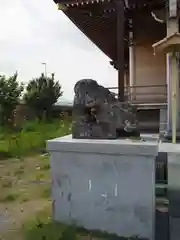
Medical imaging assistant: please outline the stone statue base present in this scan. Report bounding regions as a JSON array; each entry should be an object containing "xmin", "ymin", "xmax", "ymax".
[{"xmin": 72, "ymin": 122, "xmax": 140, "ymax": 139}]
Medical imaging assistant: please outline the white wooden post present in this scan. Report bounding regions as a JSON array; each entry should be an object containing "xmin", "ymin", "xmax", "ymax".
[{"xmin": 167, "ymin": 0, "xmax": 179, "ymax": 143}]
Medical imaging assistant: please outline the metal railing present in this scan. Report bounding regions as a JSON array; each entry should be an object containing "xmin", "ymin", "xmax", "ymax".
[{"xmin": 108, "ymin": 84, "xmax": 167, "ymax": 105}]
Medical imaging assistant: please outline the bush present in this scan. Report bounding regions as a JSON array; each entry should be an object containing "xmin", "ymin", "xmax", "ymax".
[
  {"xmin": 0, "ymin": 119, "xmax": 71, "ymax": 159},
  {"xmin": 0, "ymin": 73, "xmax": 23, "ymax": 125},
  {"xmin": 24, "ymin": 73, "xmax": 63, "ymax": 121}
]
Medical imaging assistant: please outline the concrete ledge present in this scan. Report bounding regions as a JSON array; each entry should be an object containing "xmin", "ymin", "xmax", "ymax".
[
  {"xmin": 170, "ymin": 217, "xmax": 180, "ymax": 240},
  {"xmin": 47, "ymin": 135, "xmax": 158, "ymax": 156},
  {"xmin": 159, "ymin": 142, "xmax": 180, "ymax": 154},
  {"xmin": 48, "ymin": 134, "xmax": 157, "ymax": 240}
]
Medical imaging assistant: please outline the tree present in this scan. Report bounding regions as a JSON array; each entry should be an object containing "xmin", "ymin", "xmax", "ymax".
[
  {"xmin": 0, "ymin": 73, "xmax": 24, "ymax": 125},
  {"xmin": 24, "ymin": 73, "xmax": 63, "ymax": 120}
]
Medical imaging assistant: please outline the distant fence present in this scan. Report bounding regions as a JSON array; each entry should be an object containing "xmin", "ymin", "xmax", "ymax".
[{"xmin": 108, "ymin": 84, "xmax": 167, "ymax": 105}]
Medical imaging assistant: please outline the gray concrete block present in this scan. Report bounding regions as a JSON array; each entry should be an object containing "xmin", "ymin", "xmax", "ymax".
[
  {"xmin": 156, "ymin": 152, "xmax": 168, "ymax": 184},
  {"xmin": 47, "ymin": 135, "xmax": 158, "ymax": 240},
  {"xmin": 48, "ymin": 135, "xmax": 158, "ymax": 156},
  {"xmin": 155, "ymin": 207, "xmax": 169, "ymax": 240},
  {"xmin": 168, "ymin": 153, "xmax": 180, "ymax": 217},
  {"xmin": 158, "ymin": 144, "xmax": 180, "ymax": 218},
  {"xmin": 170, "ymin": 217, "xmax": 180, "ymax": 240}
]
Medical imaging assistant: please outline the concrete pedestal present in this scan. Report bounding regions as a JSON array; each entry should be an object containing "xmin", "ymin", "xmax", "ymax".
[
  {"xmin": 159, "ymin": 143, "xmax": 180, "ymax": 240},
  {"xmin": 47, "ymin": 135, "xmax": 158, "ymax": 240}
]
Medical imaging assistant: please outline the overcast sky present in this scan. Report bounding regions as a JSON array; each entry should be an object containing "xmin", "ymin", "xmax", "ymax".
[{"xmin": 0, "ymin": 0, "xmax": 117, "ymax": 100}]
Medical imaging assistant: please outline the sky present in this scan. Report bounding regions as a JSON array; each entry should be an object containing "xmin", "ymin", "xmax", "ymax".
[{"xmin": 0, "ymin": 0, "xmax": 117, "ymax": 100}]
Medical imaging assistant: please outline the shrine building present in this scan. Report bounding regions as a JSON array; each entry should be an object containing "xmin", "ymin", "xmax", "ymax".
[{"xmin": 53, "ymin": 0, "xmax": 180, "ymax": 143}]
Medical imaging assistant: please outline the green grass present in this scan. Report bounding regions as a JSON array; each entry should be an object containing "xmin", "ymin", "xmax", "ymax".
[
  {"xmin": 40, "ymin": 187, "xmax": 51, "ymax": 199},
  {"xmin": 0, "ymin": 119, "xmax": 71, "ymax": 159},
  {"xmin": 0, "ymin": 155, "xmax": 52, "ymax": 203},
  {"xmin": 1, "ymin": 179, "xmax": 13, "ymax": 188},
  {"xmin": 25, "ymin": 222, "xmax": 77, "ymax": 240},
  {"xmin": 0, "ymin": 192, "xmax": 20, "ymax": 202},
  {"xmin": 23, "ymin": 210, "xmax": 78, "ymax": 240},
  {"xmin": 23, "ymin": 206, "xmax": 145, "ymax": 240}
]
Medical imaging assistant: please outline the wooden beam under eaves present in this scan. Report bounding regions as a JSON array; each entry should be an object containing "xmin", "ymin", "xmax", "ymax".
[
  {"xmin": 117, "ymin": 0, "xmax": 125, "ymax": 101},
  {"xmin": 169, "ymin": 0, "xmax": 177, "ymax": 18}
]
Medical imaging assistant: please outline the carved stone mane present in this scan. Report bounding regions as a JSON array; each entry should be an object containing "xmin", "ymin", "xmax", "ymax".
[{"xmin": 72, "ymin": 79, "xmax": 139, "ymax": 139}]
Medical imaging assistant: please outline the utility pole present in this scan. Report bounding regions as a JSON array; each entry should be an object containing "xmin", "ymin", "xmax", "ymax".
[{"xmin": 41, "ymin": 62, "xmax": 47, "ymax": 77}]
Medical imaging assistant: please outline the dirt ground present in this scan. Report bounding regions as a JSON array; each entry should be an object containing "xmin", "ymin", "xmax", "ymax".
[
  {"xmin": 0, "ymin": 199, "xmax": 51, "ymax": 240},
  {"xmin": 0, "ymin": 155, "xmax": 52, "ymax": 240}
]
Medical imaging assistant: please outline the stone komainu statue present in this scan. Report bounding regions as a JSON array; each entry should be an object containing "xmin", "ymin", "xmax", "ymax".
[{"xmin": 72, "ymin": 79, "xmax": 140, "ymax": 139}]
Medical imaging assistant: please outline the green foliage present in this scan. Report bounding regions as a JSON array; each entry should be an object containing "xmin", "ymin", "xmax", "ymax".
[
  {"xmin": 23, "ymin": 205, "xmax": 144, "ymax": 240},
  {"xmin": 0, "ymin": 72, "xmax": 24, "ymax": 125},
  {"xmin": 40, "ymin": 186, "xmax": 51, "ymax": 199},
  {"xmin": 0, "ymin": 120, "xmax": 71, "ymax": 159},
  {"xmin": 0, "ymin": 192, "xmax": 19, "ymax": 202},
  {"xmin": 24, "ymin": 218, "xmax": 77, "ymax": 240},
  {"xmin": 24, "ymin": 73, "xmax": 63, "ymax": 120},
  {"xmin": 24, "ymin": 216, "xmax": 143, "ymax": 240}
]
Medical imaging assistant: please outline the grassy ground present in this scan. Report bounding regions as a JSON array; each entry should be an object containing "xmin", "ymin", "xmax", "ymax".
[
  {"xmin": 0, "ymin": 155, "xmax": 51, "ymax": 239},
  {"xmin": 0, "ymin": 120, "xmax": 71, "ymax": 160}
]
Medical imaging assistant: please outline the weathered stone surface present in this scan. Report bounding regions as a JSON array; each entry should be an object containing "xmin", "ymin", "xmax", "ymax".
[
  {"xmin": 72, "ymin": 79, "xmax": 139, "ymax": 139},
  {"xmin": 47, "ymin": 135, "xmax": 157, "ymax": 240}
]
